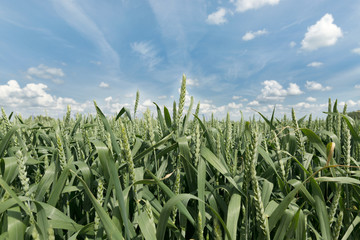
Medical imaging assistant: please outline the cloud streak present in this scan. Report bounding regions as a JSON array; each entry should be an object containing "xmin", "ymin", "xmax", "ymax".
[
  {"xmin": 131, "ymin": 41, "xmax": 162, "ymax": 70},
  {"xmin": 53, "ymin": 0, "xmax": 120, "ymax": 69}
]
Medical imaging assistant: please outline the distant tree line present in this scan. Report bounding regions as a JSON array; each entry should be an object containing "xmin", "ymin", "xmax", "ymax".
[{"xmin": 348, "ymin": 110, "xmax": 360, "ymax": 119}]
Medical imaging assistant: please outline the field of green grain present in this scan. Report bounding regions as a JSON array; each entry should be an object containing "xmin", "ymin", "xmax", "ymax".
[{"xmin": 1, "ymin": 75, "xmax": 360, "ymax": 239}]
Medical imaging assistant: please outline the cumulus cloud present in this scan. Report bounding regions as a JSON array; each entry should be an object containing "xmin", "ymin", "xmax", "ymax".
[
  {"xmin": 339, "ymin": 100, "xmax": 360, "ymax": 108},
  {"xmin": 200, "ymin": 103, "xmax": 226, "ymax": 115},
  {"xmin": 228, "ymin": 102, "xmax": 243, "ymax": 108},
  {"xmin": 352, "ymin": 48, "xmax": 360, "ymax": 55},
  {"xmin": 103, "ymin": 96, "xmax": 131, "ymax": 113},
  {"xmin": 301, "ymin": 14, "xmax": 342, "ymax": 51},
  {"xmin": 248, "ymin": 100, "xmax": 260, "ymax": 106},
  {"xmin": 257, "ymin": 80, "xmax": 303, "ymax": 102},
  {"xmin": 307, "ymin": 62, "xmax": 323, "ymax": 67},
  {"xmin": 287, "ymin": 83, "xmax": 303, "ymax": 95},
  {"xmin": 99, "ymin": 82, "xmax": 109, "ymax": 88},
  {"xmin": 242, "ymin": 29, "xmax": 268, "ymax": 41},
  {"xmin": 231, "ymin": 96, "xmax": 248, "ymax": 102},
  {"xmin": 131, "ymin": 41, "xmax": 162, "ymax": 70},
  {"xmin": 306, "ymin": 97, "xmax": 317, "ymax": 102},
  {"xmin": 143, "ymin": 99, "xmax": 153, "ymax": 107},
  {"xmin": 355, "ymin": 85, "xmax": 360, "ymax": 89},
  {"xmin": 289, "ymin": 41, "xmax": 296, "ymax": 48},
  {"xmin": 305, "ymin": 81, "xmax": 332, "ymax": 91},
  {"xmin": 158, "ymin": 95, "xmax": 167, "ymax": 100},
  {"xmin": 26, "ymin": 64, "xmax": 65, "ymax": 84},
  {"xmin": 0, "ymin": 80, "xmax": 94, "ymax": 116},
  {"xmin": 206, "ymin": 8, "xmax": 227, "ymax": 25},
  {"xmin": 232, "ymin": 0, "xmax": 280, "ymax": 12}
]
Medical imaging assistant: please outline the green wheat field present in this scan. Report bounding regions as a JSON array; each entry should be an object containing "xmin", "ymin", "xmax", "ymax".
[{"xmin": 1, "ymin": 75, "xmax": 360, "ymax": 240}]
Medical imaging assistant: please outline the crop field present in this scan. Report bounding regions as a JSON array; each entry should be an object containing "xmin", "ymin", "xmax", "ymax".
[{"xmin": 1, "ymin": 75, "xmax": 360, "ymax": 240}]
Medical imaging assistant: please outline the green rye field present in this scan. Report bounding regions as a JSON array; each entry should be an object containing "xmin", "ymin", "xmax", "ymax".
[{"xmin": 1, "ymin": 75, "xmax": 360, "ymax": 239}]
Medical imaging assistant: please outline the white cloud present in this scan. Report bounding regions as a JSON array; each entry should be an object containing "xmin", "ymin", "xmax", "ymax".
[
  {"xmin": 232, "ymin": 0, "xmax": 280, "ymax": 12},
  {"xmin": 289, "ymin": 41, "xmax": 296, "ymax": 48},
  {"xmin": 143, "ymin": 99, "xmax": 153, "ymax": 107},
  {"xmin": 228, "ymin": 102, "xmax": 243, "ymax": 108},
  {"xmin": 306, "ymin": 97, "xmax": 317, "ymax": 102},
  {"xmin": 307, "ymin": 62, "xmax": 323, "ymax": 67},
  {"xmin": 0, "ymin": 80, "xmax": 94, "ymax": 116},
  {"xmin": 131, "ymin": 41, "xmax": 162, "ymax": 70},
  {"xmin": 232, "ymin": 95, "xmax": 241, "ymax": 100},
  {"xmin": 26, "ymin": 64, "xmax": 65, "ymax": 84},
  {"xmin": 355, "ymin": 85, "xmax": 360, "ymax": 89},
  {"xmin": 248, "ymin": 100, "xmax": 260, "ymax": 106},
  {"xmin": 301, "ymin": 13, "xmax": 342, "ymax": 51},
  {"xmin": 258, "ymin": 80, "xmax": 286, "ymax": 101},
  {"xmin": 305, "ymin": 81, "xmax": 332, "ymax": 91},
  {"xmin": 200, "ymin": 103, "xmax": 226, "ymax": 115},
  {"xmin": 257, "ymin": 80, "xmax": 303, "ymax": 102},
  {"xmin": 242, "ymin": 29, "xmax": 268, "ymax": 41},
  {"xmin": 206, "ymin": 8, "xmax": 227, "ymax": 25},
  {"xmin": 340, "ymin": 100, "xmax": 360, "ymax": 108},
  {"xmin": 99, "ymin": 82, "xmax": 109, "ymax": 88},
  {"xmin": 158, "ymin": 95, "xmax": 167, "ymax": 100},
  {"xmin": 287, "ymin": 83, "xmax": 303, "ymax": 95},
  {"xmin": 105, "ymin": 96, "xmax": 112, "ymax": 102},
  {"xmin": 352, "ymin": 48, "xmax": 360, "ymax": 55},
  {"xmin": 187, "ymin": 78, "xmax": 200, "ymax": 86}
]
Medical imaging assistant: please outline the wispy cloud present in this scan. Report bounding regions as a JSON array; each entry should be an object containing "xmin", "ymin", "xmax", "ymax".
[
  {"xmin": 242, "ymin": 29, "xmax": 268, "ymax": 41},
  {"xmin": 26, "ymin": 64, "xmax": 65, "ymax": 84},
  {"xmin": 301, "ymin": 13, "xmax": 342, "ymax": 51},
  {"xmin": 206, "ymin": 8, "xmax": 227, "ymax": 25},
  {"xmin": 307, "ymin": 62, "xmax": 323, "ymax": 67},
  {"xmin": 131, "ymin": 41, "xmax": 162, "ymax": 70},
  {"xmin": 90, "ymin": 61, "xmax": 102, "ymax": 65},
  {"xmin": 53, "ymin": 0, "xmax": 120, "ymax": 69},
  {"xmin": 352, "ymin": 48, "xmax": 360, "ymax": 55}
]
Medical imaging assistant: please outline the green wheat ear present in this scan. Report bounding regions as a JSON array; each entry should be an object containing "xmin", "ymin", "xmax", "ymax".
[
  {"xmin": 177, "ymin": 74, "xmax": 186, "ymax": 132},
  {"xmin": 134, "ymin": 90, "xmax": 140, "ymax": 118}
]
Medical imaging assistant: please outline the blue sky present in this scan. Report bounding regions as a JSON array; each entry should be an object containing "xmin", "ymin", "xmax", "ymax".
[{"xmin": 1, "ymin": 0, "xmax": 360, "ymax": 119}]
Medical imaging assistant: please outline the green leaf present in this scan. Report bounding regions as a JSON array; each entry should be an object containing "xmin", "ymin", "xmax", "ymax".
[
  {"xmin": 71, "ymin": 170, "xmax": 124, "ymax": 240},
  {"xmin": 310, "ymin": 178, "xmax": 331, "ymax": 240},
  {"xmin": 137, "ymin": 210, "xmax": 157, "ymax": 240},
  {"xmin": 269, "ymin": 184, "xmax": 302, "ymax": 231},
  {"xmin": 301, "ymin": 128, "xmax": 327, "ymax": 158},
  {"xmin": 48, "ymin": 166, "xmax": 69, "ymax": 206},
  {"xmin": 225, "ymin": 193, "xmax": 241, "ymax": 240},
  {"xmin": 7, "ymin": 207, "xmax": 26, "ymax": 240},
  {"xmin": 92, "ymin": 140, "xmax": 133, "ymax": 240}
]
